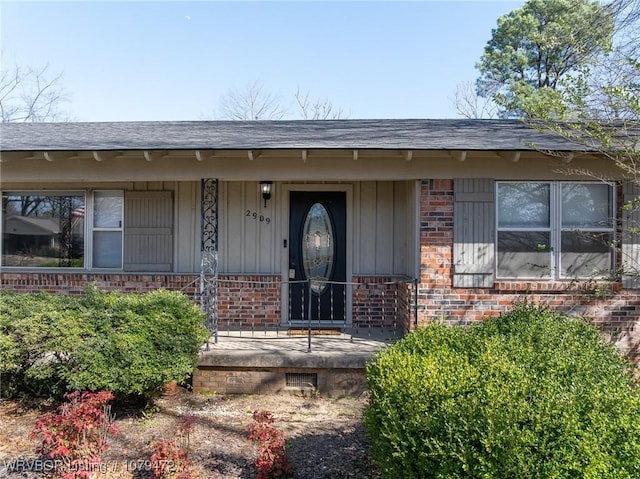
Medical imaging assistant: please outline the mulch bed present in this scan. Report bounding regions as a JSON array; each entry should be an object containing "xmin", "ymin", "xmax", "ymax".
[{"xmin": 0, "ymin": 389, "xmax": 381, "ymax": 479}]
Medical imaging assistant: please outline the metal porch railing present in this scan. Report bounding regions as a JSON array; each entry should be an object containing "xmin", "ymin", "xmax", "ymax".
[{"xmin": 200, "ymin": 276, "xmax": 418, "ymax": 352}]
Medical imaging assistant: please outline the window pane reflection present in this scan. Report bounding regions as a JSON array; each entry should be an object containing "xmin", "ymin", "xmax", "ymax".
[
  {"xmin": 561, "ymin": 183, "xmax": 612, "ymax": 228},
  {"xmin": 1, "ymin": 193, "xmax": 85, "ymax": 267},
  {"xmin": 498, "ymin": 183, "xmax": 550, "ymax": 228},
  {"xmin": 94, "ymin": 191, "xmax": 123, "ymax": 228},
  {"xmin": 497, "ymin": 231, "xmax": 551, "ymax": 278},
  {"xmin": 561, "ymin": 231, "xmax": 612, "ymax": 277}
]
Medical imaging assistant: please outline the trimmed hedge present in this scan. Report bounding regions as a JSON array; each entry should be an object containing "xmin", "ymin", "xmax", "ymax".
[
  {"xmin": 0, "ymin": 286, "xmax": 209, "ymax": 399},
  {"xmin": 365, "ymin": 303, "xmax": 640, "ymax": 479}
]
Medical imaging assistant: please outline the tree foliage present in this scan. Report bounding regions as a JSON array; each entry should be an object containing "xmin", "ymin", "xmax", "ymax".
[
  {"xmin": 513, "ymin": 0, "xmax": 639, "ymax": 181},
  {"xmin": 477, "ymin": 0, "xmax": 615, "ymax": 117}
]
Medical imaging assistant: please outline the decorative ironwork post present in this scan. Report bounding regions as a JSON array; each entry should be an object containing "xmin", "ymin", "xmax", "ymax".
[
  {"xmin": 307, "ymin": 281, "xmax": 313, "ymax": 353},
  {"xmin": 60, "ymin": 196, "xmax": 73, "ymax": 267},
  {"xmin": 200, "ymin": 178, "xmax": 219, "ymax": 346},
  {"xmin": 413, "ymin": 277, "xmax": 419, "ymax": 330}
]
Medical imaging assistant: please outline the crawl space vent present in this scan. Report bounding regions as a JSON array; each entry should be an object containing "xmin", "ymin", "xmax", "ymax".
[{"xmin": 285, "ymin": 372, "xmax": 318, "ymax": 389}]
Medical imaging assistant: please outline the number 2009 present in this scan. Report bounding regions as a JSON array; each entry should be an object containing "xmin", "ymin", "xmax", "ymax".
[{"xmin": 245, "ymin": 210, "xmax": 271, "ymax": 223}]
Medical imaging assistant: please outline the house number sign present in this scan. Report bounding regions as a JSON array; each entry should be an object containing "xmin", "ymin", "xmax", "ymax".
[{"xmin": 245, "ymin": 210, "xmax": 271, "ymax": 224}]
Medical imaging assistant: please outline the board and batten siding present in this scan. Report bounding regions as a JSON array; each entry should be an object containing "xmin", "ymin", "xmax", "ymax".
[
  {"xmin": 354, "ymin": 181, "xmax": 414, "ymax": 276},
  {"xmin": 219, "ymin": 181, "xmax": 278, "ymax": 274},
  {"xmin": 0, "ymin": 180, "xmax": 416, "ymax": 275},
  {"xmin": 172, "ymin": 180, "xmax": 281, "ymax": 274},
  {"xmin": 453, "ymin": 178, "xmax": 495, "ymax": 288},
  {"xmin": 216, "ymin": 180, "xmax": 416, "ymax": 276},
  {"xmin": 174, "ymin": 181, "xmax": 201, "ymax": 273},
  {"xmin": 124, "ymin": 191, "xmax": 173, "ymax": 272}
]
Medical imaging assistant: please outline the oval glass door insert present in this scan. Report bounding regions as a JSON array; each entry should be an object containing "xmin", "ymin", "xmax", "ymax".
[{"xmin": 302, "ymin": 203, "xmax": 335, "ymax": 294}]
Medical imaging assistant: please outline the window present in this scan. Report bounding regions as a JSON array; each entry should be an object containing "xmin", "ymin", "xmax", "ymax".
[
  {"xmin": 1, "ymin": 190, "xmax": 123, "ymax": 269},
  {"xmin": 497, "ymin": 182, "xmax": 615, "ymax": 279},
  {"xmin": 92, "ymin": 191, "xmax": 123, "ymax": 268},
  {"xmin": 1, "ymin": 193, "xmax": 85, "ymax": 267}
]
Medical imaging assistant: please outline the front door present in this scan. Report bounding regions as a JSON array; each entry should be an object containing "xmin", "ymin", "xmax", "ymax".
[{"xmin": 288, "ymin": 191, "xmax": 346, "ymax": 323}]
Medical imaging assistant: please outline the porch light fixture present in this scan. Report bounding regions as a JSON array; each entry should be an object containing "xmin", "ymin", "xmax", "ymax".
[{"xmin": 260, "ymin": 181, "xmax": 273, "ymax": 208}]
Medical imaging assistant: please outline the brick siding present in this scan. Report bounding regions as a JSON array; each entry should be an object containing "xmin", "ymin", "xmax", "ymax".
[
  {"xmin": 192, "ymin": 367, "xmax": 367, "ymax": 397},
  {"xmin": 418, "ymin": 179, "xmax": 640, "ymax": 362},
  {"xmin": 0, "ymin": 272, "xmax": 201, "ymax": 295},
  {"xmin": 0, "ymin": 273, "xmax": 414, "ymax": 331},
  {"xmin": 352, "ymin": 276, "xmax": 415, "ymax": 333},
  {"xmin": 217, "ymin": 275, "xmax": 281, "ymax": 328}
]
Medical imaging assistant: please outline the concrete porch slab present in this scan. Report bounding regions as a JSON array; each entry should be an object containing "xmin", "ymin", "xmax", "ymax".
[
  {"xmin": 198, "ymin": 330, "xmax": 397, "ymax": 366},
  {"xmin": 193, "ymin": 330, "xmax": 399, "ymax": 396}
]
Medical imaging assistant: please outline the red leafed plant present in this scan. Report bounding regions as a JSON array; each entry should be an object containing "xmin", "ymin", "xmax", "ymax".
[
  {"xmin": 246, "ymin": 411, "xmax": 294, "ymax": 479},
  {"xmin": 30, "ymin": 390, "xmax": 119, "ymax": 479},
  {"xmin": 149, "ymin": 414, "xmax": 195, "ymax": 479}
]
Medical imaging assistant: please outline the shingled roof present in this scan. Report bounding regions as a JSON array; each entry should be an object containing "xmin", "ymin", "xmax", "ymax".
[{"xmin": 0, "ymin": 118, "xmax": 594, "ymax": 152}]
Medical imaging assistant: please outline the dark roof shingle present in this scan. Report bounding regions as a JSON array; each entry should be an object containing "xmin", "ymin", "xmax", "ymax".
[{"xmin": 0, "ymin": 119, "xmax": 594, "ymax": 152}]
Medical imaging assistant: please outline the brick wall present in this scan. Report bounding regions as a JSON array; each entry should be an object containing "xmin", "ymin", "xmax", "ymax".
[
  {"xmin": 0, "ymin": 273, "xmax": 417, "ymax": 331},
  {"xmin": 0, "ymin": 272, "xmax": 201, "ymax": 295},
  {"xmin": 418, "ymin": 179, "xmax": 640, "ymax": 362},
  {"xmin": 352, "ymin": 276, "xmax": 415, "ymax": 332},
  {"xmin": 217, "ymin": 275, "xmax": 281, "ymax": 328},
  {"xmin": 192, "ymin": 367, "xmax": 367, "ymax": 397},
  {"xmin": 0, "ymin": 271, "xmax": 283, "ymax": 325}
]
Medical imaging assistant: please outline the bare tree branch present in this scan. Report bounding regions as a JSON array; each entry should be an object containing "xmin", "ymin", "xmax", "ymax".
[
  {"xmin": 451, "ymin": 81, "xmax": 499, "ymax": 119},
  {"xmin": 294, "ymin": 87, "xmax": 345, "ymax": 120},
  {"xmin": 0, "ymin": 64, "xmax": 69, "ymax": 122},
  {"xmin": 217, "ymin": 81, "xmax": 287, "ymax": 120},
  {"xmin": 215, "ymin": 81, "xmax": 347, "ymax": 121}
]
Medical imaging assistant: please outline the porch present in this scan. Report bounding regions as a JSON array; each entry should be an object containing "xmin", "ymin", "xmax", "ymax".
[
  {"xmin": 193, "ymin": 276, "xmax": 417, "ymax": 397},
  {"xmin": 0, "ymin": 270, "xmax": 416, "ymax": 396},
  {"xmin": 194, "ymin": 328, "xmax": 398, "ymax": 397}
]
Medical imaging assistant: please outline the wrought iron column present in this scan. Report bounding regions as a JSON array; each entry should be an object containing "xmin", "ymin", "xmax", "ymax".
[
  {"xmin": 413, "ymin": 277, "xmax": 419, "ymax": 330},
  {"xmin": 60, "ymin": 196, "xmax": 73, "ymax": 267},
  {"xmin": 200, "ymin": 178, "xmax": 219, "ymax": 345}
]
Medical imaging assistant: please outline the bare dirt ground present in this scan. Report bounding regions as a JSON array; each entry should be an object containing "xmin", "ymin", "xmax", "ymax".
[{"xmin": 0, "ymin": 388, "xmax": 381, "ymax": 479}]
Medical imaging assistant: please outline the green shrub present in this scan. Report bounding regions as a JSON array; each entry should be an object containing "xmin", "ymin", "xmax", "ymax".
[
  {"xmin": 365, "ymin": 303, "xmax": 640, "ymax": 479},
  {"xmin": 0, "ymin": 292, "xmax": 86, "ymax": 397},
  {"xmin": 66, "ymin": 287, "xmax": 209, "ymax": 398},
  {"xmin": 0, "ymin": 287, "xmax": 209, "ymax": 399}
]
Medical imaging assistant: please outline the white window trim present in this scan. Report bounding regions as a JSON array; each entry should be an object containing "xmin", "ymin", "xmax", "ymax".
[
  {"xmin": 88, "ymin": 190, "xmax": 124, "ymax": 270},
  {"xmin": 496, "ymin": 181, "xmax": 616, "ymax": 280}
]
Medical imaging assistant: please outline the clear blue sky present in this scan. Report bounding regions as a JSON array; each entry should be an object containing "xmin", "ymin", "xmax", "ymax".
[{"xmin": 0, "ymin": 1, "xmax": 524, "ymax": 121}]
